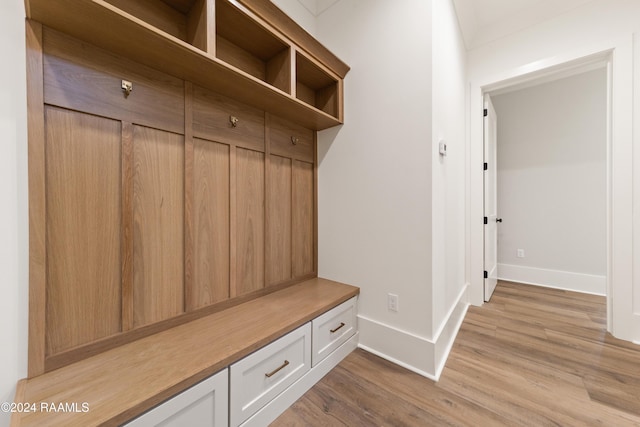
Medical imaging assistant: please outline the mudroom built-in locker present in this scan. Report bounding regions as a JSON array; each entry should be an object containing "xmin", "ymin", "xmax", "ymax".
[{"xmin": 14, "ymin": 0, "xmax": 359, "ymax": 425}]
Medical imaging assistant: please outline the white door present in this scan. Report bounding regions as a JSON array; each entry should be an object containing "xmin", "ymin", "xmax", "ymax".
[{"xmin": 484, "ymin": 95, "xmax": 499, "ymax": 302}]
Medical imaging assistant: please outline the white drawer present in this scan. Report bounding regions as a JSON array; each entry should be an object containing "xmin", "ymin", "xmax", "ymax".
[
  {"xmin": 230, "ymin": 323, "xmax": 311, "ymax": 426},
  {"xmin": 312, "ymin": 297, "xmax": 357, "ymax": 366},
  {"xmin": 123, "ymin": 368, "xmax": 228, "ymax": 427}
]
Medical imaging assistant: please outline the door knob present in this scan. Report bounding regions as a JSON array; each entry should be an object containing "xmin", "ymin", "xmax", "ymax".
[{"xmin": 496, "ymin": 218, "xmax": 503, "ymax": 223}]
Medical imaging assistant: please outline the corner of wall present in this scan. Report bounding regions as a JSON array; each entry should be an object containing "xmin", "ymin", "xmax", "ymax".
[
  {"xmin": 0, "ymin": 0, "xmax": 29, "ymax": 425},
  {"xmin": 358, "ymin": 282, "xmax": 468, "ymax": 380}
]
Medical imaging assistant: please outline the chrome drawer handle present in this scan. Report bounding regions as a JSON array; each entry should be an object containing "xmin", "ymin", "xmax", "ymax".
[
  {"xmin": 265, "ymin": 360, "xmax": 289, "ymax": 378},
  {"xmin": 330, "ymin": 322, "xmax": 346, "ymax": 334}
]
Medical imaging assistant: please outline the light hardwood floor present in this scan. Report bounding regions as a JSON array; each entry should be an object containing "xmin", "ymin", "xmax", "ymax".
[{"xmin": 273, "ymin": 281, "xmax": 640, "ymax": 426}]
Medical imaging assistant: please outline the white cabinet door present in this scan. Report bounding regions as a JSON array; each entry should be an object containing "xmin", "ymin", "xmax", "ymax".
[
  {"xmin": 312, "ymin": 297, "xmax": 357, "ymax": 366},
  {"xmin": 230, "ymin": 323, "xmax": 311, "ymax": 426},
  {"xmin": 123, "ymin": 369, "xmax": 228, "ymax": 427}
]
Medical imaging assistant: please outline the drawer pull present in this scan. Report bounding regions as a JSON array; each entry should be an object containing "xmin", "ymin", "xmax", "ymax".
[
  {"xmin": 265, "ymin": 360, "xmax": 289, "ymax": 378},
  {"xmin": 291, "ymin": 136, "xmax": 299, "ymax": 145},
  {"xmin": 330, "ymin": 322, "xmax": 346, "ymax": 334},
  {"xmin": 229, "ymin": 115, "xmax": 239, "ymax": 127}
]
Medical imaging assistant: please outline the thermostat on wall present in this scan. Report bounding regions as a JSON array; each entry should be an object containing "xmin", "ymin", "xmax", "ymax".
[{"xmin": 439, "ymin": 140, "xmax": 447, "ymax": 156}]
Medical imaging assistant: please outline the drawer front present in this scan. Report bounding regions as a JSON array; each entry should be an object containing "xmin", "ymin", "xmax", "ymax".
[
  {"xmin": 312, "ymin": 297, "xmax": 357, "ymax": 367},
  {"xmin": 230, "ymin": 323, "xmax": 311, "ymax": 427},
  {"xmin": 269, "ymin": 114, "xmax": 314, "ymax": 162},
  {"xmin": 123, "ymin": 368, "xmax": 228, "ymax": 427},
  {"xmin": 193, "ymin": 85, "xmax": 265, "ymax": 152}
]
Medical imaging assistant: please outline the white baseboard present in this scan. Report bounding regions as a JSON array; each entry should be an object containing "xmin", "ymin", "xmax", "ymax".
[
  {"xmin": 357, "ymin": 343, "xmax": 437, "ymax": 381},
  {"xmin": 498, "ymin": 263, "xmax": 606, "ymax": 296},
  {"xmin": 357, "ymin": 284, "xmax": 468, "ymax": 381},
  {"xmin": 241, "ymin": 332, "xmax": 359, "ymax": 427},
  {"xmin": 433, "ymin": 284, "xmax": 469, "ymax": 379}
]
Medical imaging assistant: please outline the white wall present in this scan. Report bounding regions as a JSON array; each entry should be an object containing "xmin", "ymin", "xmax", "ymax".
[
  {"xmin": 0, "ymin": 0, "xmax": 29, "ymax": 424},
  {"xmin": 430, "ymin": 0, "xmax": 469, "ymax": 373},
  {"xmin": 272, "ymin": 0, "xmax": 468, "ymax": 378},
  {"xmin": 492, "ymin": 68, "xmax": 607, "ymax": 295},
  {"xmin": 466, "ymin": 0, "xmax": 640, "ymax": 342},
  {"xmin": 312, "ymin": 0, "xmax": 435, "ymax": 375}
]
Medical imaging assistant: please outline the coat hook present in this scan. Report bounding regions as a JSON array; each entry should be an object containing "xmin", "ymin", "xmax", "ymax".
[
  {"xmin": 230, "ymin": 116, "xmax": 239, "ymax": 127},
  {"xmin": 121, "ymin": 80, "xmax": 133, "ymax": 98},
  {"xmin": 291, "ymin": 136, "xmax": 299, "ymax": 145}
]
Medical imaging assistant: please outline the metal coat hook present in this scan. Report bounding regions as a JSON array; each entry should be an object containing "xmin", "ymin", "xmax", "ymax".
[
  {"xmin": 230, "ymin": 116, "xmax": 239, "ymax": 127},
  {"xmin": 121, "ymin": 80, "xmax": 133, "ymax": 98},
  {"xmin": 291, "ymin": 136, "xmax": 299, "ymax": 145}
]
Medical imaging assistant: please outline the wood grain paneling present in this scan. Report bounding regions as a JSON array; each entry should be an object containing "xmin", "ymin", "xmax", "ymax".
[
  {"xmin": 184, "ymin": 82, "xmax": 195, "ymax": 315},
  {"xmin": 45, "ymin": 106, "xmax": 122, "ymax": 355},
  {"xmin": 216, "ymin": 35, "xmax": 267, "ymax": 82},
  {"xmin": 270, "ymin": 114, "xmax": 313, "ymax": 162},
  {"xmin": 292, "ymin": 160, "xmax": 314, "ymax": 277},
  {"xmin": 28, "ymin": 8, "xmax": 324, "ymax": 373},
  {"xmin": 133, "ymin": 125, "xmax": 185, "ymax": 327},
  {"xmin": 43, "ymin": 27, "xmax": 185, "ymax": 134},
  {"xmin": 162, "ymin": 0, "xmax": 197, "ymax": 15},
  {"xmin": 267, "ymin": 155, "xmax": 291, "ymax": 285},
  {"xmin": 26, "ymin": 19, "xmax": 46, "ymax": 377},
  {"xmin": 236, "ymin": 148, "xmax": 265, "ymax": 296},
  {"xmin": 266, "ymin": 48, "xmax": 291, "ymax": 93},
  {"xmin": 216, "ymin": 0, "xmax": 288, "ymax": 61},
  {"xmin": 192, "ymin": 84, "xmax": 265, "ymax": 150},
  {"xmin": 186, "ymin": 0, "xmax": 214, "ymax": 52},
  {"xmin": 104, "ymin": 0, "xmax": 188, "ymax": 41},
  {"xmin": 121, "ymin": 122, "xmax": 134, "ymax": 332},
  {"xmin": 191, "ymin": 138, "xmax": 230, "ymax": 309}
]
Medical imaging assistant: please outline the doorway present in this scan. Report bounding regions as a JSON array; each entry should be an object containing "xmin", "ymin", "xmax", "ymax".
[
  {"xmin": 468, "ymin": 42, "xmax": 637, "ymax": 340},
  {"xmin": 483, "ymin": 67, "xmax": 607, "ymax": 302}
]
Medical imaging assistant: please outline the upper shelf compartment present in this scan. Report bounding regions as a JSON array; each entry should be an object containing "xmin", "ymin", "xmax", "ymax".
[
  {"xmin": 296, "ymin": 51, "xmax": 339, "ymax": 119},
  {"xmin": 103, "ymin": 0, "xmax": 213, "ymax": 52},
  {"xmin": 25, "ymin": 0, "xmax": 349, "ymax": 130},
  {"xmin": 216, "ymin": 0, "xmax": 291, "ymax": 94}
]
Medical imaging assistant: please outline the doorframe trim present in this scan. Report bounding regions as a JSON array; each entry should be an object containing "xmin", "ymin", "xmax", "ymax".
[{"xmin": 467, "ymin": 34, "xmax": 634, "ymax": 341}]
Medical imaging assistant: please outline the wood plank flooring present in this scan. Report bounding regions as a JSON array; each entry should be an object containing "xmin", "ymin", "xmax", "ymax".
[{"xmin": 273, "ymin": 281, "xmax": 640, "ymax": 426}]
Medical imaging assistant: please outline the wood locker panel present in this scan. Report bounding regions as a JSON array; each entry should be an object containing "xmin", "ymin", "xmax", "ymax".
[
  {"xmin": 236, "ymin": 148, "xmax": 265, "ymax": 296},
  {"xmin": 133, "ymin": 125, "xmax": 185, "ymax": 327},
  {"xmin": 192, "ymin": 85, "xmax": 265, "ymax": 151},
  {"xmin": 191, "ymin": 138, "xmax": 230, "ymax": 310},
  {"xmin": 45, "ymin": 106, "xmax": 122, "ymax": 355},
  {"xmin": 43, "ymin": 27, "xmax": 185, "ymax": 135},
  {"xmin": 292, "ymin": 160, "xmax": 314, "ymax": 277},
  {"xmin": 269, "ymin": 114, "xmax": 313, "ymax": 163},
  {"xmin": 267, "ymin": 155, "xmax": 291, "ymax": 285}
]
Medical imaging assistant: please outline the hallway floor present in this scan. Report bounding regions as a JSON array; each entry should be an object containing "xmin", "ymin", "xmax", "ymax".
[{"xmin": 273, "ymin": 281, "xmax": 640, "ymax": 426}]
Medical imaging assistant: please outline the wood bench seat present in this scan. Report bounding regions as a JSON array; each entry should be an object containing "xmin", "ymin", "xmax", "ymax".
[{"xmin": 11, "ymin": 278, "xmax": 359, "ymax": 427}]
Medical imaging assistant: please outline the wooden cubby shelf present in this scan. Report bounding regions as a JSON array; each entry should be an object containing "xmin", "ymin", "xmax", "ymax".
[
  {"xmin": 102, "ymin": 0, "xmax": 213, "ymax": 52},
  {"xmin": 216, "ymin": 0, "xmax": 291, "ymax": 93},
  {"xmin": 296, "ymin": 51, "xmax": 339, "ymax": 118},
  {"xmin": 26, "ymin": 0, "xmax": 348, "ymax": 130}
]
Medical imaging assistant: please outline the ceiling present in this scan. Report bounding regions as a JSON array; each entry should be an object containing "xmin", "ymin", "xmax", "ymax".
[
  {"xmin": 452, "ymin": 0, "xmax": 595, "ymax": 49},
  {"xmin": 297, "ymin": 0, "xmax": 339, "ymax": 16},
  {"xmin": 292, "ymin": 0, "xmax": 595, "ymax": 49}
]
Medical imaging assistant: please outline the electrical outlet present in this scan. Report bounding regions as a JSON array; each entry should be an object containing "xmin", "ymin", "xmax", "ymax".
[
  {"xmin": 517, "ymin": 249, "xmax": 525, "ymax": 258},
  {"xmin": 388, "ymin": 293, "xmax": 399, "ymax": 312}
]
